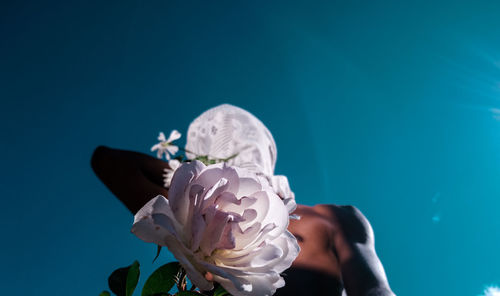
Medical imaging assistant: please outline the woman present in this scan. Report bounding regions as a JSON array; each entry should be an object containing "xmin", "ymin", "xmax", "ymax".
[{"xmin": 91, "ymin": 105, "xmax": 395, "ymax": 296}]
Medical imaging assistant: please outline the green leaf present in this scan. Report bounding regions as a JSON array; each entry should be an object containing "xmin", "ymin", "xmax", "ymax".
[
  {"xmin": 213, "ymin": 285, "xmax": 229, "ymax": 296},
  {"xmin": 126, "ymin": 261, "xmax": 140, "ymax": 296},
  {"xmin": 141, "ymin": 262, "xmax": 181, "ymax": 296},
  {"xmin": 108, "ymin": 261, "xmax": 140, "ymax": 296},
  {"xmin": 99, "ymin": 291, "xmax": 111, "ymax": 296}
]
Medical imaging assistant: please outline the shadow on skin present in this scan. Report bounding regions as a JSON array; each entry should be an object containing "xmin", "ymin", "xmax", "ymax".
[{"xmin": 275, "ymin": 267, "xmax": 343, "ymax": 296}]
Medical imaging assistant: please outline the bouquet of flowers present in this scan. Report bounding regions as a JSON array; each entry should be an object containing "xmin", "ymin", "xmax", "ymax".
[{"xmin": 100, "ymin": 105, "xmax": 299, "ymax": 296}]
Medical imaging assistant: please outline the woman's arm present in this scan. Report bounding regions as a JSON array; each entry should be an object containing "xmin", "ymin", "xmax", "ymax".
[
  {"xmin": 329, "ymin": 205, "xmax": 395, "ymax": 296},
  {"xmin": 91, "ymin": 146, "xmax": 169, "ymax": 214}
]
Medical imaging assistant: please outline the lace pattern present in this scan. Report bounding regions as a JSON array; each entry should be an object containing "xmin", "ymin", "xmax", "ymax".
[{"xmin": 185, "ymin": 104, "xmax": 277, "ymax": 178}]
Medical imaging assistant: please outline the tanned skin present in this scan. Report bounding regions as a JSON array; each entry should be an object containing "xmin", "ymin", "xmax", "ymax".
[{"xmin": 91, "ymin": 146, "xmax": 395, "ymax": 296}]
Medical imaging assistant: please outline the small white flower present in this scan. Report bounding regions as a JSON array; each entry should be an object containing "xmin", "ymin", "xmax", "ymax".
[
  {"xmin": 151, "ymin": 130, "xmax": 181, "ymax": 160},
  {"xmin": 162, "ymin": 159, "xmax": 181, "ymax": 188}
]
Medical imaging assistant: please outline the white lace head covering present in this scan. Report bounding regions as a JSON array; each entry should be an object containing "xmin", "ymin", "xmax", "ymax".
[
  {"xmin": 185, "ymin": 104, "xmax": 277, "ymax": 177},
  {"xmin": 185, "ymin": 104, "xmax": 296, "ymax": 213}
]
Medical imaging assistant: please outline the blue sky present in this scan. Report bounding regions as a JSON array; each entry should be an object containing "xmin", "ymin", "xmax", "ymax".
[{"xmin": 1, "ymin": 1, "xmax": 500, "ymax": 295}]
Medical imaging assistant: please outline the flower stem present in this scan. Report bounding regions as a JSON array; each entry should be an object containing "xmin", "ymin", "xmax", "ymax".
[{"xmin": 178, "ymin": 147, "xmax": 238, "ymax": 164}]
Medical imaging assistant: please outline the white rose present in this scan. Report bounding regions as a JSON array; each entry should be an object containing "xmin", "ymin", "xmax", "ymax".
[{"xmin": 131, "ymin": 160, "xmax": 300, "ymax": 296}]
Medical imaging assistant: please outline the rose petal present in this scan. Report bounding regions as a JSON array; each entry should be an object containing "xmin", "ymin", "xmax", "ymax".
[
  {"xmin": 131, "ymin": 196, "xmax": 181, "ymax": 245},
  {"xmin": 194, "ymin": 164, "xmax": 240, "ymax": 195},
  {"xmin": 201, "ymin": 178, "xmax": 229, "ymax": 208},
  {"xmin": 253, "ymin": 191, "xmax": 289, "ymax": 239},
  {"xmin": 218, "ymin": 195, "xmax": 258, "ymax": 217},
  {"xmin": 164, "ymin": 234, "xmax": 213, "ymax": 291},
  {"xmin": 231, "ymin": 222, "xmax": 277, "ymax": 250},
  {"xmin": 168, "ymin": 161, "xmax": 205, "ymax": 226},
  {"xmin": 201, "ymin": 262, "xmax": 284, "ymax": 296},
  {"xmin": 237, "ymin": 177, "xmax": 262, "ymax": 197},
  {"xmin": 199, "ymin": 262, "xmax": 253, "ymax": 294},
  {"xmin": 200, "ymin": 210, "xmax": 234, "ymax": 255}
]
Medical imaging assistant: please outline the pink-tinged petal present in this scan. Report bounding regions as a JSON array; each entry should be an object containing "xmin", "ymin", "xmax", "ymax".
[
  {"xmin": 157, "ymin": 132, "xmax": 166, "ymax": 141},
  {"xmin": 221, "ymin": 231, "xmax": 298, "ymax": 274},
  {"xmin": 166, "ymin": 145, "xmax": 179, "ymax": 155},
  {"xmin": 200, "ymin": 262, "xmax": 284, "ymax": 296},
  {"xmin": 253, "ymin": 191, "xmax": 288, "ymax": 239},
  {"xmin": 133, "ymin": 197, "xmax": 212, "ymax": 291},
  {"xmin": 168, "ymin": 161, "xmax": 205, "ymax": 226},
  {"xmin": 131, "ymin": 196, "xmax": 180, "ymax": 245},
  {"xmin": 237, "ymin": 177, "xmax": 262, "ymax": 197},
  {"xmin": 188, "ymin": 184, "xmax": 205, "ymax": 210},
  {"xmin": 200, "ymin": 204, "xmax": 217, "ymax": 225},
  {"xmin": 167, "ymin": 129, "xmax": 181, "ymax": 142},
  {"xmin": 213, "ymin": 192, "xmax": 240, "ymax": 214},
  {"xmin": 231, "ymin": 222, "xmax": 264, "ymax": 250},
  {"xmin": 193, "ymin": 167, "xmax": 223, "ymax": 189},
  {"xmin": 133, "ymin": 220, "xmax": 202, "ymax": 286},
  {"xmin": 241, "ymin": 209, "xmax": 257, "ymax": 222},
  {"xmin": 266, "ymin": 231, "xmax": 299, "ymax": 273},
  {"xmin": 162, "ymin": 235, "xmax": 213, "ymax": 291},
  {"xmin": 201, "ymin": 178, "xmax": 229, "ymax": 207},
  {"xmin": 215, "ymin": 222, "xmax": 236, "ymax": 250},
  {"xmin": 133, "ymin": 195, "xmax": 172, "ymax": 224},
  {"xmin": 151, "ymin": 213, "xmax": 179, "ymax": 235},
  {"xmin": 220, "ymin": 165, "xmax": 242, "ymax": 195},
  {"xmin": 217, "ymin": 195, "xmax": 257, "ymax": 216},
  {"xmin": 189, "ymin": 209, "xmax": 206, "ymax": 252},
  {"xmin": 199, "ymin": 262, "xmax": 253, "ymax": 295},
  {"xmin": 200, "ymin": 210, "xmax": 233, "ymax": 255},
  {"xmin": 214, "ymin": 272, "xmax": 284, "ymax": 296},
  {"xmin": 247, "ymin": 243, "xmax": 283, "ymax": 268},
  {"xmin": 131, "ymin": 218, "xmax": 171, "ymax": 246},
  {"xmin": 243, "ymin": 191, "xmax": 270, "ymax": 225},
  {"xmin": 196, "ymin": 164, "xmax": 240, "ymax": 195},
  {"xmin": 182, "ymin": 184, "xmax": 205, "ymax": 243},
  {"xmin": 243, "ymin": 223, "xmax": 277, "ymax": 251},
  {"xmin": 234, "ymin": 272, "xmax": 284, "ymax": 296},
  {"xmin": 230, "ymin": 208, "xmax": 258, "ymax": 232},
  {"xmin": 214, "ymin": 242, "xmax": 282, "ymax": 270}
]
